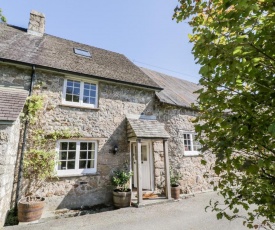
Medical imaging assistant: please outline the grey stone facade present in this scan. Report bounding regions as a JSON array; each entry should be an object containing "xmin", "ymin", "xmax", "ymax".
[
  {"xmin": 0, "ymin": 62, "xmax": 216, "ymax": 215},
  {"xmin": 0, "ymin": 118, "xmax": 21, "ymax": 227},
  {"xmin": 153, "ymin": 102, "xmax": 216, "ymax": 194}
]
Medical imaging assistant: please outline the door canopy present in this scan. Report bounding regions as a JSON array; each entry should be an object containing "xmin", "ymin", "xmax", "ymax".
[{"xmin": 127, "ymin": 115, "xmax": 170, "ymax": 140}]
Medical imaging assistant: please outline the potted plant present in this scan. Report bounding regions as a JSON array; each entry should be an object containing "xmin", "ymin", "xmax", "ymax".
[
  {"xmin": 170, "ymin": 167, "xmax": 182, "ymax": 200},
  {"xmin": 18, "ymin": 149, "xmax": 56, "ymax": 222},
  {"xmin": 111, "ymin": 165, "xmax": 133, "ymax": 208}
]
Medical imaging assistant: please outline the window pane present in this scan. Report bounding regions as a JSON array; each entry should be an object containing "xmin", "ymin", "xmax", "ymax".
[
  {"xmin": 67, "ymin": 161, "xmax": 75, "ymax": 169},
  {"xmin": 66, "ymin": 94, "xmax": 72, "ymax": 102},
  {"xmin": 74, "ymin": 81, "xmax": 80, "ymax": 88},
  {"xmin": 185, "ymin": 145, "xmax": 191, "ymax": 151},
  {"xmin": 73, "ymin": 95, "xmax": 79, "ymax": 102},
  {"xmin": 89, "ymin": 98, "xmax": 96, "ymax": 105},
  {"xmin": 83, "ymin": 96, "xmax": 89, "ymax": 103},
  {"xmin": 184, "ymin": 134, "xmax": 190, "ymax": 140},
  {"xmin": 67, "ymin": 80, "xmax": 73, "ymax": 87},
  {"xmin": 84, "ymin": 83, "xmax": 91, "ymax": 89},
  {"xmin": 69, "ymin": 142, "xmax": 76, "ymax": 150},
  {"xmin": 79, "ymin": 160, "xmax": 86, "ymax": 169},
  {"xmin": 90, "ymin": 84, "xmax": 96, "ymax": 90},
  {"xmin": 60, "ymin": 161, "xmax": 67, "ymax": 170},
  {"xmin": 68, "ymin": 152, "xmax": 76, "ymax": 159},
  {"xmin": 88, "ymin": 143, "xmax": 95, "ymax": 150},
  {"xmin": 80, "ymin": 142, "xmax": 87, "ymax": 150},
  {"xmin": 87, "ymin": 151, "xmax": 91, "ymax": 159},
  {"xmin": 73, "ymin": 88, "xmax": 80, "ymax": 95},
  {"xmin": 60, "ymin": 142, "xmax": 68, "ymax": 150},
  {"xmin": 91, "ymin": 151, "xmax": 95, "ymax": 159},
  {"xmin": 60, "ymin": 151, "xmax": 67, "ymax": 160},
  {"xmin": 84, "ymin": 89, "xmax": 89, "ymax": 97},
  {"xmin": 90, "ymin": 160, "xmax": 94, "ymax": 168},
  {"xmin": 141, "ymin": 146, "xmax": 147, "ymax": 161},
  {"xmin": 66, "ymin": 87, "xmax": 73, "ymax": 94},
  {"xmin": 184, "ymin": 134, "xmax": 192, "ymax": 151},
  {"xmin": 90, "ymin": 90, "xmax": 96, "ymax": 97},
  {"xmin": 80, "ymin": 151, "xmax": 87, "ymax": 159}
]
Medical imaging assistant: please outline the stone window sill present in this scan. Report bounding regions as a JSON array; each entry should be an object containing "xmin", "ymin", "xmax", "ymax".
[
  {"xmin": 57, "ymin": 173, "xmax": 100, "ymax": 178},
  {"xmin": 59, "ymin": 103, "xmax": 100, "ymax": 110}
]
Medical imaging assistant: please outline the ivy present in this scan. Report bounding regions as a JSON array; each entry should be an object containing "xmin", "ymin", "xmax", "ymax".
[
  {"xmin": 22, "ymin": 93, "xmax": 82, "ymax": 195},
  {"xmin": 22, "ymin": 95, "xmax": 44, "ymax": 124}
]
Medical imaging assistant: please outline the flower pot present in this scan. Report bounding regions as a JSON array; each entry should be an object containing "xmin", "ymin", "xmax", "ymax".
[
  {"xmin": 113, "ymin": 189, "xmax": 132, "ymax": 208},
  {"xmin": 18, "ymin": 197, "xmax": 45, "ymax": 222},
  {"xmin": 171, "ymin": 186, "xmax": 180, "ymax": 200}
]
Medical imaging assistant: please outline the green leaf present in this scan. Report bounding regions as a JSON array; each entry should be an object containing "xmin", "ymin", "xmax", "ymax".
[
  {"xmin": 217, "ymin": 213, "xmax": 223, "ymax": 220},
  {"xmin": 233, "ymin": 46, "xmax": 242, "ymax": 55},
  {"xmin": 268, "ymin": 123, "xmax": 275, "ymax": 137}
]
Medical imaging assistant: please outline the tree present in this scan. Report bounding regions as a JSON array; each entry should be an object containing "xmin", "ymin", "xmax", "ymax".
[
  {"xmin": 0, "ymin": 8, "xmax": 6, "ymax": 22},
  {"xmin": 173, "ymin": 0, "xmax": 275, "ymax": 229}
]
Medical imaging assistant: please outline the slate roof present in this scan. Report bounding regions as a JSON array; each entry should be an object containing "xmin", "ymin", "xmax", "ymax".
[
  {"xmin": 0, "ymin": 87, "xmax": 28, "ymax": 121},
  {"xmin": 140, "ymin": 67, "xmax": 201, "ymax": 108},
  {"xmin": 0, "ymin": 23, "xmax": 161, "ymax": 90},
  {"xmin": 127, "ymin": 118, "xmax": 170, "ymax": 139}
]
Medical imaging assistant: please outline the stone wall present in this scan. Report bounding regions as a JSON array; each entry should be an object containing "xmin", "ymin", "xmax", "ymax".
[
  {"xmin": 0, "ymin": 63, "xmax": 156, "ymax": 210},
  {"xmin": 154, "ymin": 102, "xmax": 217, "ymax": 194},
  {"xmin": 0, "ymin": 62, "xmax": 217, "ymax": 213},
  {"xmin": 0, "ymin": 118, "xmax": 21, "ymax": 227}
]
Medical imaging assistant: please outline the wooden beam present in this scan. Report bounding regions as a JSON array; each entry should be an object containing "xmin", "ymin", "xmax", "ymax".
[
  {"xmin": 163, "ymin": 139, "xmax": 171, "ymax": 199},
  {"xmin": 137, "ymin": 138, "xmax": 143, "ymax": 204}
]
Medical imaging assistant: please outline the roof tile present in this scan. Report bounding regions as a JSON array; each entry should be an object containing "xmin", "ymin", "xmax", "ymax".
[
  {"xmin": 0, "ymin": 24, "xmax": 161, "ymax": 90},
  {"xmin": 0, "ymin": 87, "xmax": 28, "ymax": 121}
]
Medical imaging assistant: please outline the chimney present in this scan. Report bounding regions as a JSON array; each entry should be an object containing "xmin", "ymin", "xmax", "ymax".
[{"xmin": 27, "ymin": 10, "xmax": 45, "ymax": 36}]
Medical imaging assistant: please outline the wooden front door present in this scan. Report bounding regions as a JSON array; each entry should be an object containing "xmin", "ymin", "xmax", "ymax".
[{"xmin": 132, "ymin": 142, "xmax": 151, "ymax": 190}]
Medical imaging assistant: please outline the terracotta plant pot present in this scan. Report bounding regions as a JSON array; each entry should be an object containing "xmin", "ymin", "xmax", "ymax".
[
  {"xmin": 18, "ymin": 197, "xmax": 45, "ymax": 222},
  {"xmin": 171, "ymin": 186, "xmax": 180, "ymax": 200},
  {"xmin": 113, "ymin": 189, "xmax": 132, "ymax": 208}
]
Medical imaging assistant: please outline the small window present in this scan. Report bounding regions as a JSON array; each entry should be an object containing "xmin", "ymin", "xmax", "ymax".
[
  {"xmin": 56, "ymin": 140, "xmax": 97, "ymax": 176},
  {"xmin": 183, "ymin": 133, "xmax": 201, "ymax": 156},
  {"xmin": 62, "ymin": 79, "xmax": 98, "ymax": 108},
  {"xmin": 74, "ymin": 48, "xmax": 91, "ymax": 57}
]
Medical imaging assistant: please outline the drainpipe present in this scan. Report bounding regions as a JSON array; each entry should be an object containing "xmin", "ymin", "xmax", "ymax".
[{"xmin": 15, "ymin": 65, "xmax": 36, "ymax": 210}]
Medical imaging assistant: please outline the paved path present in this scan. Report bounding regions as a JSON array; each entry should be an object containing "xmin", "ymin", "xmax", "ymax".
[{"xmin": 5, "ymin": 192, "xmax": 251, "ymax": 230}]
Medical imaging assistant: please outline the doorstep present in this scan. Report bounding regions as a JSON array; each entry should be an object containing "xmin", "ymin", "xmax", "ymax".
[{"xmin": 131, "ymin": 190, "xmax": 174, "ymax": 207}]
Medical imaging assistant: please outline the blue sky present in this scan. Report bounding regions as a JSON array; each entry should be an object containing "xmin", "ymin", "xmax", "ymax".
[{"xmin": 0, "ymin": 1, "xmax": 201, "ymax": 83}]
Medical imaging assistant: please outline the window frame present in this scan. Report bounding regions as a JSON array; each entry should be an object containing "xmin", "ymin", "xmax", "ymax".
[
  {"xmin": 56, "ymin": 140, "xmax": 98, "ymax": 176},
  {"xmin": 182, "ymin": 132, "xmax": 201, "ymax": 156},
  {"xmin": 62, "ymin": 79, "xmax": 98, "ymax": 108}
]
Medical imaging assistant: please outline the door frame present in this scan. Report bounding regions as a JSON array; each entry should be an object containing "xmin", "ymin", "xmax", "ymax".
[{"xmin": 130, "ymin": 140, "xmax": 154, "ymax": 191}]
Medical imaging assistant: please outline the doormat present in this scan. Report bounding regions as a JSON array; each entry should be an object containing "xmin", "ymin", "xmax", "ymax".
[{"xmin": 142, "ymin": 193, "xmax": 159, "ymax": 199}]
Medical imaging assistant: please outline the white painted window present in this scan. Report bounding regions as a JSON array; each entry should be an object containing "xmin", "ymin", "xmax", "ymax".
[
  {"xmin": 56, "ymin": 140, "xmax": 97, "ymax": 176},
  {"xmin": 183, "ymin": 133, "xmax": 201, "ymax": 156},
  {"xmin": 62, "ymin": 79, "xmax": 98, "ymax": 108}
]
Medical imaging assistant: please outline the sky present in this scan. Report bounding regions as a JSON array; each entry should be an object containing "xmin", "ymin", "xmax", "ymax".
[{"xmin": 0, "ymin": 1, "xmax": 201, "ymax": 83}]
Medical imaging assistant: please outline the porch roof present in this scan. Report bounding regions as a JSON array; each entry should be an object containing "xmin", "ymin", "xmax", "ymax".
[
  {"xmin": 0, "ymin": 87, "xmax": 29, "ymax": 121},
  {"xmin": 127, "ymin": 118, "xmax": 170, "ymax": 139}
]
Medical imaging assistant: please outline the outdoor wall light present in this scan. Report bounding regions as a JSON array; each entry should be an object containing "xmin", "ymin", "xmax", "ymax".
[{"xmin": 113, "ymin": 145, "xmax": 118, "ymax": 154}]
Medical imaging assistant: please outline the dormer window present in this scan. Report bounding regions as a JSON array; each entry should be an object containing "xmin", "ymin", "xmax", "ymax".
[{"xmin": 73, "ymin": 48, "xmax": 91, "ymax": 57}]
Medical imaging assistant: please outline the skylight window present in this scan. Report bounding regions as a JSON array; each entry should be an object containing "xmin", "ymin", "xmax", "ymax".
[{"xmin": 73, "ymin": 48, "xmax": 91, "ymax": 57}]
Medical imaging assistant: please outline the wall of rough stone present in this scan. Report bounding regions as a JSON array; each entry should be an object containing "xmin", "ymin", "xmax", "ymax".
[
  {"xmin": 0, "ymin": 118, "xmax": 21, "ymax": 227},
  {"xmin": 154, "ymin": 102, "xmax": 217, "ymax": 194},
  {"xmin": 0, "ymin": 62, "xmax": 217, "ymax": 213},
  {"xmin": 0, "ymin": 63, "xmax": 156, "ymax": 210}
]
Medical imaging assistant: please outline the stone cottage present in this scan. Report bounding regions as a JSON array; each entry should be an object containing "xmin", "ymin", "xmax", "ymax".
[{"xmin": 0, "ymin": 10, "xmax": 215, "ymax": 226}]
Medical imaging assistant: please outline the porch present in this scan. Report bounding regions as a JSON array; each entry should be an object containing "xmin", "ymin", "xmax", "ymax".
[{"xmin": 127, "ymin": 115, "xmax": 171, "ymax": 207}]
